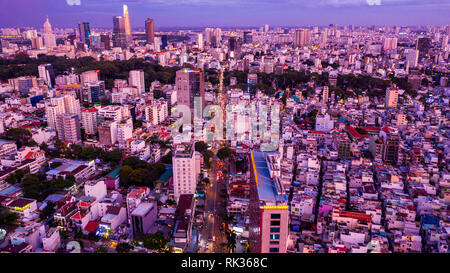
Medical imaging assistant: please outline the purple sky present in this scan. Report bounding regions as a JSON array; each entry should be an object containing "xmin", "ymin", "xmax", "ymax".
[{"xmin": 0, "ymin": 0, "xmax": 449, "ymax": 29}]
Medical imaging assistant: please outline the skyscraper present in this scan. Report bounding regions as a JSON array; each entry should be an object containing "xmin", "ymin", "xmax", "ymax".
[
  {"xmin": 294, "ymin": 29, "xmax": 311, "ymax": 48},
  {"xmin": 145, "ymin": 18, "xmax": 155, "ymax": 45},
  {"xmin": 249, "ymin": 151, "xmax": 289, "ymax": 253},
  {"xmin": 383, "ymin": 37, "xmax": 398, "ymax": 51},
  {"xmin": 78, "ymin": 22, "xmax": 91, "ymax": 47},
  {"xmin": 81, "ymin": 108, "xmax": 98, "ymax": 135},
  {"xmin": 38, "ymin": 64, "xmax": 55, "ymax": 88},
  {"xmin": 385, "ymin": 87, "xmax": 399, "ymax": 108},
  {"xmin": 172, "ymin": 143, "xmax": 197, "ymax": 201},
  {"xmin": 405, "ymin": 48, "xmax": 419, "ymax": 68},
  {"xmin": 176, "ymin": 68, "xmax": 205, "ymax": 115},
  {"xmin": 112, "ymin": 16, "xmax": 127, "ymax": 48},
  {"xmin": 196, "ymin": 33, "xmax": 203, "ymax": 49},
  {"xmin": 42, "ymin": 16, "xmax": 57, "ymax": 48},
  {"xmin": 161, "ymin": 35, "xmax": 168, "ymax": 49},
  {"xmin": 416, "ymin": 37, "xmax": 431, "ymax": 61},
  {"xmin": 123, "ymin": 4, "xmax": 132, "ymax": 44},
  {"xmin": 129, "ymin": 70, "xmax": 145, "ymax": 95},
  {"xmin": 100, "ymin": 34, "xmax": 111, "ymax": 50},
  {"xmin": 56, "ymin": 114, "xmax": 82, "ymax": 144},
  {"xmin": 243, "ymin": 31, "xmax": 253, "ymax": 44}
]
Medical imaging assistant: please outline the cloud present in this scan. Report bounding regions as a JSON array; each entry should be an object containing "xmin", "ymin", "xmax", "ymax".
[{"xmin": 66, "ymin": 0, "xmax": 81, "ymax": 5}]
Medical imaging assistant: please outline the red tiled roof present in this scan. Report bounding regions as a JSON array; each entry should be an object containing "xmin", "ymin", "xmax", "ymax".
[
  {"xmin": 345, "ymin": 125, "xmax": 368, "ymax": 138},
  {"xmin": 84, "ymin": 221, "xmax": 99, "ymax": 232}
]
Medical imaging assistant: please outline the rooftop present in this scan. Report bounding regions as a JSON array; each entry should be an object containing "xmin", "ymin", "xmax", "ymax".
[{"xmin": 251, "ymin": 151, "xmax": 288, "ymax": 204}]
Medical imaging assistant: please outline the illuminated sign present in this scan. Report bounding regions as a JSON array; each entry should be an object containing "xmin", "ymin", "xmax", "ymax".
[
  {"xmin": 88, "ymin": 160, "xmax": 95, "ymax": 166},
  {"xmin": 14, "ymin": 204, "xmax": 30, "ymax": 212},
  {"xmin": 263, "ymin": 205, "xmax": 288, "ymax": 210}
]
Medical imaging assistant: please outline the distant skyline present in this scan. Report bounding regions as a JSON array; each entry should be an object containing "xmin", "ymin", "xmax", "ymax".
[{"xmin": 0, "ymin": 0, "xmax": 449, "ymax": 29}]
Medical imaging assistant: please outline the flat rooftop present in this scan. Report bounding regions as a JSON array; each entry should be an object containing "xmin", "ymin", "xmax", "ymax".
[
  {"xmin": 131, "ymin": 202, "xmax": 154, "ymax": 217},
  {"xmin": 251, "ymin": 151, "xmax": 287, "ymax": 204}
]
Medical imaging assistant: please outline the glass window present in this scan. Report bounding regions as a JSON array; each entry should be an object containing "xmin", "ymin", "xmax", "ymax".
[
  {"xmin": 270, "ymin": 234, "xmax": 280, "ymax": 240},
  {"xmin": 270, "ymin": 227, "xmax": 280, "ymax": 233},
  {"xmin": 271, "ymin": 214, "xmax": 281, "ymax": 219},
  {"xmin": 270, "ymin": 220, "xmax": 280, "ymax": 226},
  {"xmin": 269, "ymin": 248, "xmax": 279, "ymax": 253}
]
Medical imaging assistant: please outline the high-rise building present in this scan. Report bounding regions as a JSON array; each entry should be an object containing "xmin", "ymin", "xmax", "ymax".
[
  {"xmin": 264, "ymin": 24, "xmax": 269, "ymax": 33},
  {"xmin": 161, "ymin": 35, "xmax": 168, "ymax": 49},
  {"xmin": 83, "ymin": 81, "xmax": 105, "ymax": 103},
  {"xmin": 45, "ymin": 94, "xmax": 81, "ymax": 131},
  {"xmin": 322, "ymin": 86, "xmax": 329, "ymax": 105},
  {"xmin": 98, "ymin": 120, "xmax": 118, "ymax": 146},
  {"xmin": 31, "ymin": 37, "xmax": 44, "ymax": 49},
  {"xmin": 205, "ymin": 28, "xmax": 214, "ymax": 46},
  {"xmin": 80, "ymin": 70, "xmax": 99, "ymax": 85},
  {"xmin": 17, "ymin": 76, "xmax": 37, "ymax": 95},
  {"xmin": 45, "ymin": 96, "xmax": 65, "ymax": 130},
  {"xmin": 385, "ymin": 87, "xmax": 399, "ymax": 108},
  {"xmin": 381, "ymin": 131, "xmax": 399, "ymax": 165},
  {"xmin": 56, "ymin": 114, "xmax": 82, "ymax": 144},
  {"xmin": 112, "ymin": 16, "xmax": 127, "ymax": 48},
  {"xmin": 78, "ymin": 22, "xmax": 91, "ymax": 47},
  {"xmin": 442, "ymin": 35, "xmax": 449, "ymax": 49},
  {"xmin": 294, "ymin": 29, "xmax": 311, "ymax": 48},
  {"xmin": 228, "ymin": 36, "xmax": 240, "ymax": 59},
  {"xmin": 123, "ymin": 4, "xmax": 132, "ymax": 44},
  {"xmin": 338, "ymin": 134, "xmax": 352, "ymax": 160},
  {"xmin": 383, "ymin": 37, "xmax": 398, "ymax": 51},
  {"xmin": 416, "ymin": 37, "xmax": 431, "ymax": 61},
  {"xmin": 172, "ymin": 143, "xmax": 198, "ymax": 201},
  {"xmin": 129, "ymin": 70, "xmax": 145, "ymax": 95},
  {"xmin": 63, "ymin": 92, "xmax": 81, "ymax": 116},
  {"xmin": 176, "ymin": 68, "xmax": 205, "ymax": 116},
  {"xmin": 38, "ymin": 64, "xmax": 55, "ymax": 88},
  {"xmin": 405, "ymin": 49, "xmax": 419, "ymax": 68},
  {"xmin": 196, "ymin": 33, "xmax": 203, "ymax": 49},
  {"xmin": 145, "ymin": 100, "xmax": 168, "ymax": 126},
  {"xmin": 81, "ymin": 108, "xmax": 98, "ymax": 135},
  {"xmin": 249, "ymin": 151, "xmax": 289, "ymax": 253},
  {"xmin": 117, "ymin": 121, "xmax": 133, "ymax": 145},
  {"xmin": 145, "ymin": 18, "xmax": 154, "ymax": 45},
  {"xmin": 243, "ymin": 31, "xmax": 253, "ymax": 44},
  {"xmin": 42, "ymin": 16, "xmax": 57, "ymax": 48},
  {"xmin": 100, "ymin": 34, "xmax": 111, "ymax": 50}
]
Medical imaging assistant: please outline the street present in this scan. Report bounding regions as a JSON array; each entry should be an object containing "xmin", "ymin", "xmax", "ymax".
[{"xmin": 198, "ymin": 154, "xmax": 227, "ymax": 253}]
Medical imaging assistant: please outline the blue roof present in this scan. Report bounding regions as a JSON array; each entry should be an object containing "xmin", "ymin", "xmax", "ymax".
[
  {"xmin": 252, "ymin": 151, "xmax": 287, "ymax": 203},
  {"xmin": 291, "ymin": 95, "xmax": 301, "ymax": 103},
  {"xmin": 0, "ymin": 185, "xmax": 21, "ymax": 196}
]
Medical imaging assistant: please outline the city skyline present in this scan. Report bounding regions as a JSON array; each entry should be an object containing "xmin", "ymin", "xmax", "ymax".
[{"xmin": 0, "ymin": 0, "xmax": 449, "ymax": 29}]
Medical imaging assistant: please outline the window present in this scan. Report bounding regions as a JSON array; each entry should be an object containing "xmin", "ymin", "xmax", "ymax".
[
  {"xmin": 270, "ymin": 241, "xmax": 279, "ymax": 245},
  {"xmin": 271, "ymin": 214, "xmax": 281, "ymax": 219},
  {"xmin": 270, "ymin": 227, "xmax": 280, "ymax": 233},
  {"xmin": 269, "ymin": 248, "xmax": 279, "ymax": 253},
  {"xmin": 270, "ymin": 234, "xmax": 280, "ymax": 240},
  {"xmin": 270, "ymin": 220, "xmax": 280, "ymax": 226}
]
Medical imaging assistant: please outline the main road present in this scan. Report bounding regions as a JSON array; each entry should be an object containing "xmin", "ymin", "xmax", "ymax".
[{"xmin": 199, "ymin": 153, "xmax": 227, "ymax": 253}]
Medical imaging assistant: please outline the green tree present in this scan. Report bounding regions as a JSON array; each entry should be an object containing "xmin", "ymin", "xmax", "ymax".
[
  {"xmin": 195, "ymin": 141, "xmax": 209, "ymax": 154},
  {"xmin": 5, "ymin": 173, "xmax": 16, "ymax": 185},
  {"xmin": 143, "ymin": 231, "xmax": 169, "ymax": 252},
  {"xmin": 217, "ymin": 147, "xmax": 232, "ymax": 160},
  {"xmin": 116, "ymin": 242, "xmax": 133, "ymax": 253},
  {"xmin": 0, "ymin": 208, "xmax": 19, "ymax": 226},
  {"xmin": 119, "ymin": 165, "xmax": 133, "ymax": 188},
  {"xmin": 39, "ymin": 201, "xmax": 55, "ymax": 221}
]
